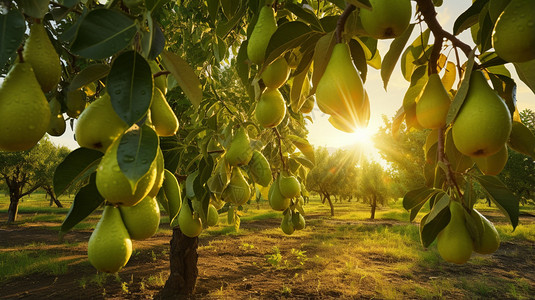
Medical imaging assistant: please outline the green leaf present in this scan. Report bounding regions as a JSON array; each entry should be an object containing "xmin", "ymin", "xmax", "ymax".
[
  {"xmin": 145, "ymin": 0, "xmax": 170, "ymax": 12},
  {"xmin": 0, "ymin": 10, "xmax": 25, "ymax": 68},
  {"xmin": 60, "ymin": 173, "xmax": 104, "ymax": 233},
  {"xmin": 453, "ymin": 0, "xmax": 489, "ymax": 35},
  {"xmin": 514, "ymin": 59, "xmax": 535, "ymax": 95},
  {"xmin": 216, "ymin": 1, "xmax": 246, "ymax": 38},
  {"xmin": 381, "ymin": 24, "xmax": 415, "ymax": 90},
  {"xmin": 53, "ymin": 148, "xmax": 103, "ymax": 197},
  {"xmin": 402, "ymin": 187, "xmax": 439, "ymax": 211},
  {"xmin": 117, "ymin": 125, "xmax": 159, "ymax": 191},
  {"xmin": 69, "ymin": 64, "xmax": 110, "ymax": 91},
  {"xmin": 107, "ymin": 51, "xmax": 153, "ymax": 126},
  {"xmin": 426, "ymin": 193, "xmax": 449, "ymax": 222},
  {"xmin": 156, "ymin": 187, "xmax": 169, "ymax": 215},
  {"xmin": 206, "ymin": 0, "xmax": 220, "ymax": 25},
  {"xmin": 508, "ymin": 121, "xmax": 535, "ymax": 157},
  {"xmin": 476, "ymin": 6, "xmax": 493, "ymax": 53},
  {"xmin": 445, "ymin": 49, "xmax": 476, "ymax": 125},
  {"xmin": 419, "ymin": 207, "xmax": 450, "ymax": 248},
  {"xmin": 185, "ymin": 170, "xmax": 199, "ymax": 199},
  {"xmin": 290, "ymin": 61, "xmax": 311, "ymax": 112},
  {"xmin": 311, "ymin": 32, "xmax": 336, "ymax": 94},
  {"xmin": 70, "ymin": 9, "xmax": 137, "ymax": 59},
  {"xmin": 236, "ymin": 40, "xmax": 250, "ymax": 87},
  {"xmin": 284, "ymin": 3, "xmax": 323, "ymax": 31},
  {"xmin": 264, "ymin": 21, "xmax": 312, "ymax": 67},
  {"xmin": 15, "ymin": 0, "xmax": 49, "ymax": 19},
  {"xmin": 161, "ymin": 50, "xmax": 202, "ymax": 108},
  {"xmin": 476, "ymin": 175, "xmax": 519, "ymax": 229},
  {"xmin": 348, "ymin": 39, "xmax": 367, "ymax": 82},
  {"xmin": 287, "ymin": 135, "xmax": 315, "ymax": 164}
]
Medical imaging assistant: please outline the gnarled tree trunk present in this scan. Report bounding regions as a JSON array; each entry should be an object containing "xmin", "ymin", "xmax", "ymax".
[
  {"xmin": 158, "ymin": 226, "xmax": 199, "ymax": 299},
  {"xmin": 370, "ymin": 195, "xmax": 377, "ymax": 220},
  {"xmin": 7, "ymin": 193, "xmax": 20, "ymax": 224}
]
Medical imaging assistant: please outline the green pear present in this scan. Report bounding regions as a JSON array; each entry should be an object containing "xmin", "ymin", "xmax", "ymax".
[
  {"xmin": 147, "ymin": 149, "xmax": 165, "ymax": 198},
  {"xmin": 300, "ymin": 95, "xmax": 315, "ymax": 114},
  {"xmin": 280, "ymin": 212, "xmax": 295, "ymax": 235},
  {"xmin": 119, "ymin": 196, "xmax": 160, "ymax": 240},
  {"xmin": 207, "ymin": 158, "xmax": 230, "ymax": 195},
  {"xmin": 473, "ymin": 145, "xmax": 508, "ymax": 175},
  {"xmin": 248, "ymin": 150, "xmax": 272, "ymax": 187},
  {"xmin": 178, "ymin": 199, "xmax": 202, "ymax": 238},
  {"xmin": 88, "ymin": 205, "xmax": 132, "ymax": 273},
  {"xmin": 359, "ymin": 0, "xmax": 412, "ymax": 39},
  {"xmin": 162, "ymin": 169, "xmax": 182, "ymax": 226},
  {"xmin": 255, "ymin": 88, "xmax": 286, "ymax": 128},
  {"xmin": 206, "ymin": 204, "xmax": 219, "ymax": 227},
  {"xmin": 151, "ymin": 87, "xmax": 179, "ymax": 136},
  {"xmin": 492, "ymin": 0, "xmax": 535, "ymax": 62},
  {"xmin": 150, "ymin": 61, "xmax": 168, "ymax": 94},
  {"xmin": 221, "ymin": 167, "xmax": 251, "ymax": 206},
  {"xmin": 278, "ymin": 173, "xmax": 301, "ymax": 199},
  {"xmin": 436, "ymin": 201, "xmax": 473, "ymax": 264},
  {"xmin": 66, "ymin": 89, "xmax": 86, "ymax": 118},
  {"xmin": 261, "ymin": 57, "xmax": 290, "ymax": 89},
  {"xmin": 268, "ymin": 176, "xmax": 290, "ymax": 211},
  {"xmin": 247, "ymin": 6, "xmax": 277, "ymax": 65},
  {"xmin": 316, "ymin": 43, "xmax": 365, "ymax": 126},
  {"xmin": 0, "ymin": 62, "xmax": 50, "ymax": 151},
  {"xmin": 47, "ymin": 98, "xmax": 66, "ymax": 137},
  {"xmin": 75, "ymin": 93, "xmax": 128, "ymax": 152},
  {"xmin": 292, "ymin": 211, "xmax": 306, "ymax": 230},
  {"xmin": 96, "ymin": 137, "xmax": 157, "ymax": 207},
  {"xmin": 23, "ymin": 22, "xmax": 61, "ymax": 93},
  {"xmin": 225, "ymin": 127, "xmax": 253, "ymax": 166},
  {"xmin": 416, "ymin": 73, "xmax": 451, "ymax": 129},
  {"xmin": 452, "ymin": 71, "xmax": 512, "ymax": 157},
  {"xmin": 471, "ymin": 209, "xmax": 500, "ymax": 254}
]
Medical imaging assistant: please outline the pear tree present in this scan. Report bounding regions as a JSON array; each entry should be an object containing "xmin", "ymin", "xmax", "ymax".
[{"xmin": 0, "ymin": 0, "xmax": 534, "ymax": 296}]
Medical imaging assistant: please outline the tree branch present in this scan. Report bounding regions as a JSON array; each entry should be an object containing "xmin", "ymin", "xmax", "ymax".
[
  {"xmin": 273, "ymin": 128, "xmax": 287, "ymax": 172},
  {"xmin": 335, "ymin": 4, "xmax": 356, "ymax": 43}
]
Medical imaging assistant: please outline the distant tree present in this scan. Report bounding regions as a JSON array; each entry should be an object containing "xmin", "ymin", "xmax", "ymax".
[
  {"xmin": 374, "ymin": 116, "xmax": 427, "ymax": 195},
  {"xmin": 41, "ymin": 146, "xmax": 70, "ymax": 207},
  {"xmin": 355, "ymin": 160, "xmax": 391, "ymax": 219},
  {"xmin": 0, "ymin": 138, "xmax": 68, "ymax": 223}
]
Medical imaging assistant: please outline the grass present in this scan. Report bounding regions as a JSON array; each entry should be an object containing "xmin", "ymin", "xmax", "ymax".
[{"xmin": 0, "ymin": 249, "xmax": 73, "ymax": 281}]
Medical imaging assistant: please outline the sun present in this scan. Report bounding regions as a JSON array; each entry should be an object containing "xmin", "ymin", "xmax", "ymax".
[{"xmin": 349, "ymin": 127, "xmax": 375, "ymax": 148}]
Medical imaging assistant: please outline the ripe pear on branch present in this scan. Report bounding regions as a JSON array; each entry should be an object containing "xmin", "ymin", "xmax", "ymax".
[
  {"xmin": 47, "ymin": 98, "xmax": 66, "ymax": 137},
  {"xmin": 415, "ymin": 73, "xmax": 451, "ymax": 129},
  {"xmin": 225, "ymin": 127, "xmax": 253, "ymax": 166},
  {"xmin": 247, "ymin": 5, "xmax": 277, "ymax": 65},
  {"xmin": 178, "ymin": 198, "xmax": 203, "ymax": 238},
  {"xmin": 255, "ymin": 88, "xmax": 286, "ymax": 128},
  {"xmin": 268, "ymin": 175, "xmax": 290, "ymax": 211},
  {"xmin": 436, "ymin": 201, "xmax": 473, "ymax": 264},
  {"xmin": 151, "ymin": 87, "xmax": 179, "ymax": 136},
  {"xmin": 261, "ymin": 57, "xmax": 290, "ymax": 89},
  {"xmin": 119, "ymin": 196, "xmax": 160, "ymax": 240},
  {"xmin": 359, "ymin": 0, "xmax": 412, "ymax": 39}
]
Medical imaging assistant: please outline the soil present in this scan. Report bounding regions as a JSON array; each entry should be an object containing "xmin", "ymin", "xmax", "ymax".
[{"xmin": 0, "ymin": 209, "xmax": 534, "ymax": 299}]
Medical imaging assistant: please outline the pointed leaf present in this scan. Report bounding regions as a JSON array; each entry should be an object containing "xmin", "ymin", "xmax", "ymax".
[
  {"xmin": 15, "ymin": 0, "xmax": 49, "ymax": 19},
  {"xmin": 287, "ymin": 135, "xmax": 315, "ymax": 164},
  {"xmin": 420, "ymin": 207, "xmax": 450, "ymax": 248},
  {"xmin": 508, "ymin": 121, "xmax": 535, "ymax": 157},
  {"xmin": 69, "ymin": 64, "xmax": 110, "ymax": 91},
  {"xmin": 446, "ymin": 49, "xmax": 476, "ymax": 125},
  {"xmin": 0, "ymin": 10, "xmax": 25, "ymax": 68},
  {"xmin": 161, "ymin": 50, "xmax": 202, "ymax": 107},
  {"xmin": 284, "ymin": 3, "xmax": 323, "ymax": 31},
  {"xmin": 453, "ymin": 0, "xmax": 489, "ymax": 35},
  {"xmin": 53, "ymin": 148, "xmax": 103, "ymax": 197},
  {"xmin": 381, "ymin": 24, "xmax": 415, "ymax": 90},
  {"xmin": 476, "ymin": 175, "xmax": 519, "ymax": 229},
  {"xmin": 402, "ymin": 187, "xmax": 439, "ymax": 211},
  {"xmin": 514, "ymin": 59, "xmax": 535, "ymax": 94},
  {"xmin": 264, "ymin": 21, "xmax": 312, "ymax": 67},
  {"xmin": 311, "ymin": 32, "xmax": 336, "ymax": 94}
]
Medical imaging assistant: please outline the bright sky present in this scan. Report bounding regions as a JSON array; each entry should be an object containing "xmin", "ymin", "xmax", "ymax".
[
  {"xmin": 306, "ymin": 1, "xmax": 535, "ymax": 161},
  {"xmin": 44, "ymin": 2, "xmax": 535, "ymax": 153}
]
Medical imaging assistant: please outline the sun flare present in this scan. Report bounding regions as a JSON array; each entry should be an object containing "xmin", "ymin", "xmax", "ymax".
[{"xmin": 350, "ymin": 127, "xmax": 374, "ymax": 148}]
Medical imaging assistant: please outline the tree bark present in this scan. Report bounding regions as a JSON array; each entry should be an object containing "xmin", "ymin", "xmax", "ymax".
[
  {"xmin": 326, "ymin": 193, "xmax": 335, "ymax": 216},
  {"xmin": 158, "ymin": 226, "xmax": 199, "ymax": 299},
  {"xmin": 7, "ymin": 194, "xmax": 19, "ymax": 224},
  {"xmin": 44, "ymin": 186, "xmax": 63, "ymax": 208},
  {"xmin": 370, "ymin": 195, "xmax": 377, "ymax": 220}
]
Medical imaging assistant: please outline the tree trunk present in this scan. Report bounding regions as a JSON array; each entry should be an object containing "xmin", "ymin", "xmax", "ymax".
[
  {"xmin": 158, "ymin": 226, "xmax": 199, "ymax": 299},
  {"xmin": 326, "ymin": 193, "xmax": 334, "ymax": 216},
  {"xmin": 370, "ymin": 195, "xmax": 377, "ymax": 220},
  {"xmin": 7, "ymin": 194, "xmax": 20, "ymax": 224},
  {"xmin": 44, "ymin": 187, "xmax": 63, "ymax": 208}
]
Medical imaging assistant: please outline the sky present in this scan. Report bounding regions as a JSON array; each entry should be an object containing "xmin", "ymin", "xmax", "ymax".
[{"xmin": 45, "ymin": 2, "xmax": 535, "ymax": 154}]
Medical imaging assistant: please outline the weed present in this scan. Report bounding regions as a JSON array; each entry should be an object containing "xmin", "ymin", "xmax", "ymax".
[
  {"xmin": 239, "ymin": 243, "xmax": 255, "ymax": 250},
  {"xmin": 281, "ymin": 284, "xmax": 292, "ymax": 296},
  {"xmin": 265, "ymin": 246, "xmax": 282, "ymax": 267}
]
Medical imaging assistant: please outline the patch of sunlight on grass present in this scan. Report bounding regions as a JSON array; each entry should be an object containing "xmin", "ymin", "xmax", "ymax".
[
  {"xmin": 497, "ymin": 224, "xmax": 535, "ymax": 242},
  {"xmin": 0, "ymin": 250, "xmax": 73, "ymax": 281},
  {"xmin": 204, "ymin": 226, "xmax": 247, "ymax": 236},
  {"xmin": 240, "ymin": 211, "xmax": 280, "ymax": 222}
]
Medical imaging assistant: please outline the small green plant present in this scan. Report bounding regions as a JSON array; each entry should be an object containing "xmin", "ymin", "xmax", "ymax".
[
  {"xmin": 290, "ymin": 248, "xmax": 308, "ymax": 265},
  {"xmin": 121, "ymin": 281, "xmax": 129, "ymax": 294},
  {"xmin": 281, "ymin": 284, "xmax": 292, "ymax": 296},
  {"xmin": 265, "ymin": 246, "xmax": 282, "ymax": 267},
  {"xmin": 240, "ymin": 243, "xmax": 255, "ymax": 250}
]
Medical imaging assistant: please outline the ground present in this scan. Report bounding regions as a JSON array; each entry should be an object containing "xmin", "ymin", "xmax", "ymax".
[{"xmin": 1, "ymin": 194, "xmax": 534, "ymax": 299}]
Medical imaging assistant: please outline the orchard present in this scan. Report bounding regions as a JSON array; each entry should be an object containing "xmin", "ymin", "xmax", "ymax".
[{"xmin": 0, "ymin": 0, "xmax": 534, "ymax": 298}]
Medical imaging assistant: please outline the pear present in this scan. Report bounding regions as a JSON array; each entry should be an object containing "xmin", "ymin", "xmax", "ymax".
[
  {"xmin": 119, "ymin": 196, "xmax": 160, "ymax": 240},
  {"xmin": 416, "ymin": 74, "xmax": 451, "ymax": 129},
  {"xmin": 66, "ymin": 89, "xmax": 86, "ymax": 118},
  {"xmin": 75, "ymin": 94, "xmax": 128, "ymax": 152},
  {"xmin": 0, "ymin": 62, "xmax": 50, "ymax": 151},
  {"xmin": 247, "ymin": 5, "xmax": 277, "ymax": 65},
  {"xmin": 47, "ymin": 98, "xmax": 66, "ymax": 137},
  {"xmin": 255, "ymin": 88, "xmax": 286, "ymax": 128},
  {"xmin": 492, "ymin": 0, "xmax": 535, "ymax": 62},
  {"xmin": 278, "ymin": 173, "xmax": 301, "ymax": 199},
  {"xmin": 23, "ymin": 22, "xmax": 61, "ymax": 93},
  {"xmin": 225, "ymin": 127, "xmax": 253, "ymax": 166},
  {"xmin": 151, "ymin": 88, "xmax": 179, "ymax": 136},
  {"xmin": 300, "ymin": 95, "xmax": 315, "ymax": 114},
  {"xmin": 248, "ymin": 150, "xmax": 272, "ymax": 187},
  {"xmin": 359, "ymin": 0, "xmax": 412, "ymax": 39},
  {"xmin": 473, "ymin": 145, "xmax": 508, "ymax": 175},
  {"xmin": 471, "ymin": 209, "xmax": 500, "ymax": 254},
  {"xmin": 147, "ymin": 149, "xmax": 165, "ymax": 198},
  {"xmin": 261, "ymin": 57, "xmax": 290, "ymax": 89},
  {"xmin": 221, "ymin": 167, "xmax": 251, "ymax": 206},
  {"xmin": 150, "ymin": 61, "xmax": 167, "ymax": 94},
  {"xmin": 206, "ymin": 204, "xmax": 219, "ymax": 227},
  {"xmin": 436, "ymin": 201, "xmax": 473, "ymax": 264},
  {"xmin": 268, "ymin": 176, "xmax": 290, "ymax": 211},
  {"xmin": 280, "ymin": 212, "xmax": 294, "ymax": 235},
  {"xmin": 452, "ymin": 71, "xmax": 512, "ymax": 157},
  {"xmin": 162, "ymin": 169, "xmax": 182, "ymax": 225},
  {"xmin": 207, "ymin": 158, "xmax": 230, "ymax": 195},
  {"xmin": 88, "ymin": 205, "xmax": 132, "ymax": 273},
  {"xmin": 292, "ymin": 211, "xmax": 306, "ymax": 230},
  {"xmin": 227, "ymin": 206, "xmax": 235, "ymax": 224},
  {"xmin": 96, "ymin": 137, "xmax": 157, "ymax": 207},
  {"xmin": 178, "ymin": 199, "xmax": 202, "ymax": 238},
  {"xmin": 316, "ymin": 43, "xmax": 365, "ymax": 126}
]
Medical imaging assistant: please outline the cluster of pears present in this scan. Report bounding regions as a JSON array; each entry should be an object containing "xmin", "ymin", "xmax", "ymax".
[
  {"xmin": 268, "ymin": 171, "xmax": 307, "ymax": 235},
  {"xmin": 316, "ymin": 43, "xmax": 370, "ymax": 133},
  {"xmin": 492, "ymin": 0, "xmax": 535, "ymax": 63},
  {"xmin": 0, "ymin": 21, "xmax": 61, "ymax": 151},
  {"xmin": 436, "ymin": 201, "xmax": 500, "ymax": 264},
  {"xmin": 359, "ymin": 0, "xmax": 412, "ymax": 39}
]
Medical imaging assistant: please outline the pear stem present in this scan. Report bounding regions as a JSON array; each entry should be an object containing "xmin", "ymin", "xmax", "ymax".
[
  {"xmin": 273, "ymin": 128, "xmax": 287, "ymax": 172},
  {"xmin": 335, "ymin": 4, "xmax": 356, "ymax": 44}
]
